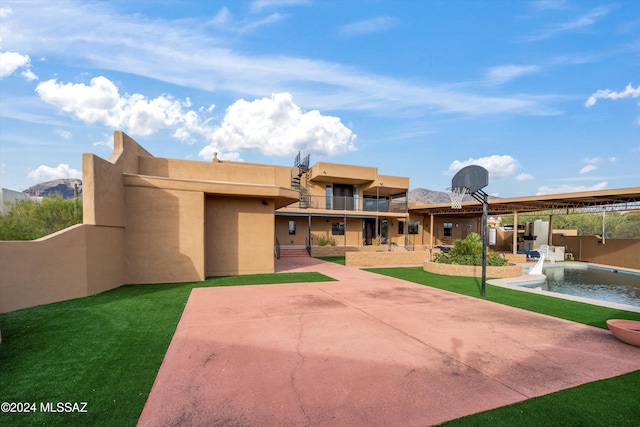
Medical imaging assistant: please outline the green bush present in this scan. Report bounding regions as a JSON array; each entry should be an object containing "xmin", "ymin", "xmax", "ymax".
[
  {"xmin": 0, "ymin": 195, "xmax": 82, "ymax": 240},
  {"xmin": 433, "ymin": 233, "xmax": 508, "ymax": 266},
  {"xmin": 315, "ymin": 234, "xmax": 337, "ymax": 246}
]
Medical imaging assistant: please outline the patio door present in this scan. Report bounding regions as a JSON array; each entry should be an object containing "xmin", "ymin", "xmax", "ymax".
[{"xmin": 363, "ymin": 219, "xmax": 375, "ymax": 245}]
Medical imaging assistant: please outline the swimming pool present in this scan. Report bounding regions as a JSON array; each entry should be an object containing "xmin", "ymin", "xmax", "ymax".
[{"xmin": 527, "ymin": 265, "xmax": 640, "ymax": 308}]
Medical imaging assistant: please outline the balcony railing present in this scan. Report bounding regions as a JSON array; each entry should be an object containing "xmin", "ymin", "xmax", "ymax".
[{"xmin": 292, "ymin": 195, "xmax": 408, "ymax": 213}]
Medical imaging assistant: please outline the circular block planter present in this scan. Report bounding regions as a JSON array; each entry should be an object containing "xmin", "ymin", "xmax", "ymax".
[
  {"xmin": 423, "ymin": 261, "xmax": 522, "ymax": 279},
  {"xmin": 606, "ymin": 319, "xmax": 640, "ymax": 347}
]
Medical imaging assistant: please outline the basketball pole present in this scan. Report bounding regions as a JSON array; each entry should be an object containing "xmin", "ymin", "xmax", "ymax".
[
  {"xmin": 472, "ymin": 190, "xmax": 488, "ymax": 297},
  {"xmin": 481, "ymin": 192, "xmax": 488, "ymax": 297},
  {"xmin": 451, "ymin": 164, "xmax": 490, "ymax": 298}
]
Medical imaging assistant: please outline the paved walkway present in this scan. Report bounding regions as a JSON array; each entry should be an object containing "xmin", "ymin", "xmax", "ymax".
[{"xmin": 138, "ymin": 258, "xmax": 640, "ymax": 426}]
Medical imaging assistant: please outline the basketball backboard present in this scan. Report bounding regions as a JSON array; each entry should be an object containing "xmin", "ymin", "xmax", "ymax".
[{"xmin": 451, "ymin": 165, "xmax": 489, "ymax": 194}]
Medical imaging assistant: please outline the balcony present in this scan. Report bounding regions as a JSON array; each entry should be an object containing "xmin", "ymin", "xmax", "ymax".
[{"xmin": 289, "ymin": 194, "xmax": 408, "ymax": 213}]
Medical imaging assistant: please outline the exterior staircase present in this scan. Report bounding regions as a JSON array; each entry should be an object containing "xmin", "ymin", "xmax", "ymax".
[
  {"xmin": 279, "ymin": 248, "xmax": 310, "ymax": 258},
  {"xmin": 291, "ymin": 152, "xmax": 310, "ymax": 209}
]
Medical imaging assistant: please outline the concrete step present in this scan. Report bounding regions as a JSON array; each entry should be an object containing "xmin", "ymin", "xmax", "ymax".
[{"xmin": 279, "ymin": 248, "xmax": 310, "ymax": 258}]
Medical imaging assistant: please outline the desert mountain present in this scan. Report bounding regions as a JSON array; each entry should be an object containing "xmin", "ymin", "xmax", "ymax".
[{"xmin": 23, "ymin": 179, "xmax": 82, "ymax": 199}]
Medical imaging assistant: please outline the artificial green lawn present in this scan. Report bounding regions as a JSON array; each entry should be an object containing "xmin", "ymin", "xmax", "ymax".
[
  {"xmin": 2, "ymin": 264, "xmax": 639, "ymax": 426},
  {"xmin": 317, "ymin": 255, "xmax": 346, "ymax": 265},
  {"xmin": 0, "ymin": 272, "xmax": 333, "ymax": 427},
  {"xmin": 440, "ymin": 370, "xmax": 640, "ymax": 427},
  {"xmin": 366, "ymin": 267, "xmax": 640, "ymax": 328}
]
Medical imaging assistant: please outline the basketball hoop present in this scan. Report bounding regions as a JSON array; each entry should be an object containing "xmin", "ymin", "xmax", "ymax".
[
  {"xmin": 449, "ymin": 164, "xmax": 490, "ymax": 297},
  {"xmin": 448, "ymin": 186, "xmax": 467, "ymax": 209}
]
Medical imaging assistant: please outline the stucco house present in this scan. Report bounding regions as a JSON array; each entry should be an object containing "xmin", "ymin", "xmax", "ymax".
[{"xmin": 2, "ymin": 131, "xmax": 639, "ymax": 314}]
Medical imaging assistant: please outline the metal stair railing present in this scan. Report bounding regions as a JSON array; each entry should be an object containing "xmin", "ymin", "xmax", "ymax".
[{"xmin": 404, "ymin": 236, "xmax": 414, "ymax": 251}]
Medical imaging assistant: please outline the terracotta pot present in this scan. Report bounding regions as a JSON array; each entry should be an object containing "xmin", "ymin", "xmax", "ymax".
[{"xmin": 606, "ymin": 319, "xmax": 640, "ymax": 347}]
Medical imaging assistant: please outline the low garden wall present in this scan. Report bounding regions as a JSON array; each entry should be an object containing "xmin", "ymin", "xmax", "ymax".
[
  {"xmin": 311, "ymin": 245, "xmax": 388, "ymax": 257},
  {"xmin": 423, "ymin": 261, "xmax": 522, "ymax": 278},
  {"xmin": 504, "ymin": 253, "xmax": 527, "ymax": 263},
  {"xmin": 345, "ymin": 251, "xmax": 430, "ymax": 267}
]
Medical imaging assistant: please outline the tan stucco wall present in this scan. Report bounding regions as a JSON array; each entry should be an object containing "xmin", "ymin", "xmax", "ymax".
[
  {"xmin": 0, "ymin": 224, "xmax": 124, "ymax": 313},
  {"xmin": 553, "ymin": 235, "xmax": 640, "ymax": 270},
  {"xmin": 83, "ymin": 131, "xmax": 153, "ymax": 227},
  {"xmin": 0, "ymin": 131, "xmax": 300, "ymax": 312},
  {"xmin": 206, "ymin": 196, "xmax": 275, "ymax": 276},
  {"xmin": 308, "ymin": 162, "xmax": 377, "ymax": 183},
  {"xmin": 423, "ymin": 261, "xmax": 522, "ymax": 278},
  {"xmin": 138, "ymin": 156, "xmax": 291, "ymax": 188},
  {"xmin": 276, "ymin": 217, "xmax": 308, "ymax": 246},
  {"xmin": 345, "ymin": 251, "xmax": 429, "ymax": 266},
  {"xmin": 124, "ymin": 186, "xmax": 205, "ymax": 284}
]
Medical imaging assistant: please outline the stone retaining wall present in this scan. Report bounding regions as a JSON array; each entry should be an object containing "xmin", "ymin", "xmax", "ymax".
[{"xmin": 423, "ymin": 261, "xmax": 522, "ymax": 278}]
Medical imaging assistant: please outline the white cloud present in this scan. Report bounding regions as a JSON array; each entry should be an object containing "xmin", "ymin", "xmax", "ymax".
[
  {"xmin": 21, "ymin": 69, "xmax": 38, "ymax": 81},
  {"xmin": 53, "ymin": 129, "xmax": 72, "ymax": 139},
  {"xmin": 579, "ymin": 164, "xmax": 597, "ymax": 174},
  {"xmin": 524, "ymin": 6, "xmax": 616, "ymax": 42},
  {"xmin": 486, "ymin": 65, "xmax": 541, "ymax": 84},
  {"xmin": 0, "ymin": 51, "xmax": 37, "ymax": 79},
  {"xmin": 583, "ymin": 157, "xmax": 600, "ymax": 164},
  {"xmin": 339, "ymin": 16, "xmax": 399, "ymax": 37},
  {"xmin": 585, "ymin": 83, "xmax": 640, "ymax": 107},
  {"xmin": 199, "ymin": 92, "xmax": 357, "ymax": 159},
  {"xmin": 250, "ymin": 0, "xmax": 309, "ymax": 13},
  {"xmin": 608, "ymin": 157, "xmax": 617, "ymax": 162},
  {"xmin": 515, "ymin": 173, "xmax": 534, "ymax": 181},
  {"xmin": 0, "ymin": 1, "xmax": 559, "ymax": 117},
  {"xmin": 35, "ymin": 76, "xmax": 212, "ymax": 140},
  {"xmin": 536, "ymin": 182, "xmax": 608, "ymax": 195},
  {"xmin": 93, "ymin": 134, "xmax": 114, "ymax": 149},
  {"xmin": 27, "ymin": 163, "xmax": 81, "ymax": 182},
  {"xmin": 530, "ymin": 0, "xmax": 568, "ymax": 10},
  {"xmin": 0, "ymin": 7, "xmax": 12, "ymax": 17},
  {"xmin": 448, "ymin": 155, "xmax": 520, "ymax": 180}
]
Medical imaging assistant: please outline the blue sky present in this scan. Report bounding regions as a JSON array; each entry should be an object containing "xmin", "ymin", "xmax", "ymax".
[{"xmin": 1, "ymin": 0, "xmax": 639, "ymax": 197}]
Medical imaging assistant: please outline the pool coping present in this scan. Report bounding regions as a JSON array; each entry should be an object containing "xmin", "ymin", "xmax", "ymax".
[{"xmin": 488, "ymin": 262, "xmax": 640, "ymax": 313}]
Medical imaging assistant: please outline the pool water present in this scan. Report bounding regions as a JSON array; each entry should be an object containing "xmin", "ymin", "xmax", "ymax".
[{"xmin": 540, "ymin": 266, "xmax": 640, "ymax": 307}]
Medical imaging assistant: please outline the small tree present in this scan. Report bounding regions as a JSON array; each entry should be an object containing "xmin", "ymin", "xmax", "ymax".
[{"xmin": 433, "ymin": 233, "xmax": 508, "ymax": 266}]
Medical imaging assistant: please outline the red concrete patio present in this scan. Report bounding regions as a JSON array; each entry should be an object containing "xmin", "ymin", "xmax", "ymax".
[{"xmin": 138, "ymin": 258, "xmax": 640, "ymax": 426}]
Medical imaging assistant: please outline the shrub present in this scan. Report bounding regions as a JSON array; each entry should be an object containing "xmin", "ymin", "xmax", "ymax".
[
  {"xmin": 315, "ymin": 234, "xmax": 337, "ymax": 246},
  {"xmin": 433, "ymin": 233, "xmax": 508, "ymax": 266},
  {"xmin": 0, "ymin": 195, "xmax": 82, "ymax": 240}
]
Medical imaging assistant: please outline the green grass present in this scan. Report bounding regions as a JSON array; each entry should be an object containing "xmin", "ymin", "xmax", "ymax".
[
  {"xmin": 0, "ymin": 272, "xmax": 333, "ymax": 426},
  {"xmin": 439, "ymin": 370, "xmax": 640, "ymax": 426},
  {"xmin": 365, "ymin": 267, "xmax": 640, "ymax": 426},
  {"xmin": 365, "ymin": 267, "xmax": 640, "ymax": 328},
  {"xmin": 316, "ymin": 255, "xmax": 346, "ymax": 265}
]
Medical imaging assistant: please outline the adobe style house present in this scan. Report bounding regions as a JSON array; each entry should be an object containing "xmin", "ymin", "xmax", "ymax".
[
  {"xmin": 275, "ymin": 153, "xmax": 411, "ymax": 253},
  {"xmin": 0, "ymin": 132, "xmax": 411, "ymax": 312},
  {"xmin": 2, "ymin": 131, "xmax": 638, "ymax": 313}
]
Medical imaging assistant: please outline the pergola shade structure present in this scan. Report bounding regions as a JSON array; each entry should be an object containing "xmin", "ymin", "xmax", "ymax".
[{"xmin": 411, "ymin": 187, "xmax": 640, "ymax": 217}]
